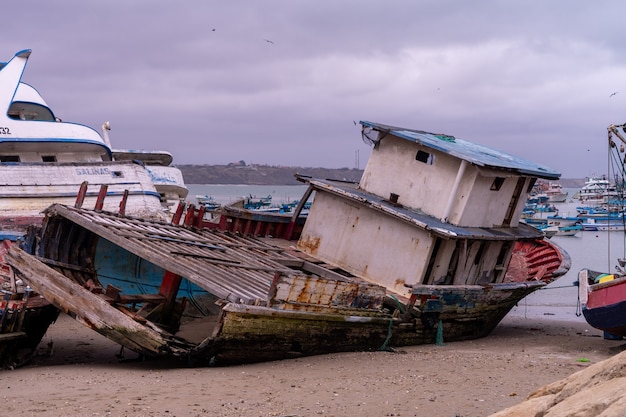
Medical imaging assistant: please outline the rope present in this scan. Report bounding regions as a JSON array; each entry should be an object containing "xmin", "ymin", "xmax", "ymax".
[
  {"xmin": 388, "ymin": 294, "xmax": 405, "ymax": 313},
  {"xmin": 378, "ymin": 317, "xmax": 394, "ymax": 351},
  {"xmin": 435, "ymin": 319, "xmax": 445, "ymax": 346},
  {"xmin": 536, "ymin": 284, "xmax": 579, "ymax": 290},
  {"xmin": 378, "ymin": 295, "xmax": 409, "ymax": 351}
]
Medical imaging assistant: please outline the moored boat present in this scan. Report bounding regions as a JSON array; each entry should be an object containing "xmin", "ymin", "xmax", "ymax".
[
  {"xmin": 546, "ymin": 182, "xmax": 568, "ymax": 203},
  {"xmin": 577, "ymin": 176, "xmax": 618, "ymax": 205}
]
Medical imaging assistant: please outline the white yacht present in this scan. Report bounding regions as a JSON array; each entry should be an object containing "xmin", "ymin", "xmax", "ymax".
[{"xmin": 0, "ymin": 49, "xmax": 188, "ymax": 239}]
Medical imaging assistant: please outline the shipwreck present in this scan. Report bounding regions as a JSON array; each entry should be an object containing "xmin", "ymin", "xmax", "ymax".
[{"xmin": 3, "ymin": 121, "xmax": 570, "ymax": 365}]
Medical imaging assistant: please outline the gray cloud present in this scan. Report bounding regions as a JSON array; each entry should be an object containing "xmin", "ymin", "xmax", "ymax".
[{"xmin": 3, "ymin": 1, "xmax": 625, "ymax": 177}]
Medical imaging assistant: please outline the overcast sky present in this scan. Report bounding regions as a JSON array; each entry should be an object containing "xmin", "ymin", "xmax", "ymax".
[{"xmin": 3, "ymin": 1, "xmax": 626, "ymax": 178}]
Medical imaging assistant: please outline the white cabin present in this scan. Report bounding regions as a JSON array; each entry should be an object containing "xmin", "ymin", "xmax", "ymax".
[{"xmin": 297, "ymin": 121, "xmax": 560, "ymax": 297}]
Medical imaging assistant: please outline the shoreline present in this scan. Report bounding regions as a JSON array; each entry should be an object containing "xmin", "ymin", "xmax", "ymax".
[{"xmin": 3, "ymin": 307, "xmax": 624, "ymax": 417}]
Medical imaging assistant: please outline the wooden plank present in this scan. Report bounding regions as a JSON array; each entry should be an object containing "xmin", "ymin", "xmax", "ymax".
[
  {"xmin": 0, "ymin": 331, "xmax": 26, "ymax": 341},
  {"xmin": 269, "ymin": 274, "xmax": 385, "ymax": 309},
  {"xmin": 4, "ymin": 245, "xmax": 193, "ymax": 358}
]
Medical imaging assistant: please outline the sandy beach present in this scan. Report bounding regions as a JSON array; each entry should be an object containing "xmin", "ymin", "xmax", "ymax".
[{"xmin": 1, "ymin": 305, "xmax": 623, "ymax": 417}]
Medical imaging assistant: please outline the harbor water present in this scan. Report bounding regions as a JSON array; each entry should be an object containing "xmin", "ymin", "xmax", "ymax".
[
  {"xmin": 513, "ymin": 189, "xmax": 626, "ymax": 322},
  {"xmin": 186, "ymin": 185, "xmax": 623, "ymax": 322},
  {"xmin": 186, "ymin": 183, "xmax": 309, "ymax": 207}
]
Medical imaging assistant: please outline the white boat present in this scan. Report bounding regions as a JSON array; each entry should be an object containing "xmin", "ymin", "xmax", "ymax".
[
  {"xmin": 546, "ymin": 215, "xmax": 582, "ymax": 228},
  {"xmin": 555, "ymin": 224, "xmax": 582, "ymax": 236},
  {"xmin": 0, "ymin": 49, "xmax": 188, "ymax": 239},
  {"xmin": 110, "ymin": 142, "xmax": 188, "ymax": 212},
  {"xmin": 0, "ymin": 49, "xmax": 187, "ymax": 368},
  {"xmin": 582, "ymin": 218, "xmax": 626, "ymax": 232},
  {"xmin": 577, "ymin": 176, "xmax": 618, "ymax": 205},
  {"xmin": 545, "ymin": 182, "xmax": 568, "ymax": 203}
]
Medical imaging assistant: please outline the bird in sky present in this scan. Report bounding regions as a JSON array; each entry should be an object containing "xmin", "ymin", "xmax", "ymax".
[
  {"xmin": 610, "ymin": 92, "xmax": 619, "ymax": 97},
  {"xmin": 264, "ymin": 39, "xmax": 274, "ymax": 44}
]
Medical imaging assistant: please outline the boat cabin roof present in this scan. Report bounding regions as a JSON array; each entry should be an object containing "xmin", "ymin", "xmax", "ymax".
[
  {"xmin": 360, "ymin": 121, "xmax": 560, "ymax": 180},
  {"xmin": 0, "ymin": 50, "xmax": 112, "ymax": 158},
  {"xmin": 301, "ymin": 176, "xmax": 544, "ymax": 240},
  {"xmin": 112, "ymin": 150, "xmax": 174, "ymax": 166}
]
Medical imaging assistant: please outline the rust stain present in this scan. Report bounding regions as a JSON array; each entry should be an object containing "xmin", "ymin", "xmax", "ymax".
[
  {"xmin": 394, "ymin": 278, "xmax": 407, "ymax": 288},
  {"xmin": 299, "ymin": 235, "xmax": 321, "ymax": 255},
  {"xmin": 294, "ymin": 276, "xmax": 313, "ymax": 304}
]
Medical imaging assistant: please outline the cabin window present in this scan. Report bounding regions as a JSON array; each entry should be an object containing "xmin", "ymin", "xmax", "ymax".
[
  {"xmin": 0, "ymin": 155, "xmax": 20, "ymax": 163},
  {"xmin": 8, "ymin": 102, "xmax": 55, "ymax": 121},
  {"xmin": 416, "ymin": 150, "xmax": 434, "ymax": 165},
  {"xmin": 473, "ymin": 241, "xmax": 486, "ymax": 265},
  {"xmin": 490, "ymin": 177, "xmax": 505, "ymax": 191},
  {"xmin": 42, "ymin": 155, "xmax": 57, "ymax": 162}
]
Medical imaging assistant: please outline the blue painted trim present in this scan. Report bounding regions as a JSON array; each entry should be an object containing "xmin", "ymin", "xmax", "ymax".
[
  {"xmin": 0, "ymin": 190, "xmax": 162, "ymax": 199},
  {"xmin": 15, "ymin": 49, "xmax": 32, "ymax": 58},
  {"xmin": 0, "ymin": 231, "xmax": 24, "ymax": 241}
]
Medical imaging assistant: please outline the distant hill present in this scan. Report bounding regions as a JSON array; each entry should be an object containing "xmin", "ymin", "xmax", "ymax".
[
  {"xmin": 178, "ymin": 163, "xmax": 586, "ymax": 187},
  {"xmin": 179, "ymin": 164, "xmax": 363, "ymax": 185}
]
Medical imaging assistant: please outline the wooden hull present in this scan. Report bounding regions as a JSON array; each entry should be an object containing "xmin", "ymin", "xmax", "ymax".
[
  {"xmin": 6, "ymin": 241, "xmax": 546, "ymax": 366},
  {"xmin": 579, "ymin": 269, "xmax": 626, "ymax": 336},
  {"xmin": 1, "ymin": 205, "xmax": 565, "ymax": 366},
  {"xmin": 0, "ymin": 300, "xmax": 59, "ymax": 369},
  {"xmin": 187, "ymin": 282, "xmax": 544, "ymax": 365},
  {"xmin": 0, "ymin": 241, "xmax": 60, "ymax": 369}
]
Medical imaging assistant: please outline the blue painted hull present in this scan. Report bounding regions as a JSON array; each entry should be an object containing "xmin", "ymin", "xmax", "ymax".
[
  {"xmin": 94, "ymin": 238, "xmax": 215, "ymax": 317},
  {"xmin": 582, "ymin": 302, "xmax": 626, "ymax": 337}
]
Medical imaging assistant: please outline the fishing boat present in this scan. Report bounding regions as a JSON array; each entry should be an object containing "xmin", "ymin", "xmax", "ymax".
[
  {"xmin": 195, "ymin": 194, "xmax": 221, "ymax": 210},
  {"xmin": 581, "ymin": 218, "xmax": 626, "ymax": 232},
  {"xmin": 554, "ymin": 224, "xmax": 582, "ymax": 236},
  {"xmin": 579, "ymin": 123, "xmax": 626, "ymax": 338},
  {"xmin": 546, "ymin": 182, "xmax": 568, "ymax": 203},
  {"xmin": 0, "ymin": 49, "xmax": 187, "ymax": 367},
  {"xmin": 3, "ymin": 120, "xmax": 570, "ymax": 365}
]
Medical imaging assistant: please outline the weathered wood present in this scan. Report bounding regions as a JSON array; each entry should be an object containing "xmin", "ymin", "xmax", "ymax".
[
  {"xmin": 269, "ymin": 274, "xmax": 385, "ymax": 310},
  {"xmin": 192, "ymin": 303, "xmax": 397, "ymax": 364},
  {"xmin": 0, "ymin": 331, "xmax": 26, "ymax": 341},
  {"xmin": 5, "ymin": 245, "xmax": 193, "ymax": 358}
]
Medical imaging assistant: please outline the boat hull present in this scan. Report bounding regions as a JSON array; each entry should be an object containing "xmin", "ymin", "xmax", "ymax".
[
  {"xmin": 2, "ymin": 205, "xmax": 563, "ymax": 366},
  {"xmin": 0, "ymin": 300, "xmax": 59, "ymax": 369},
  {"xmin": 579, "ymin": 269, "xmax": 626, "ymax": 336},
  {"xmin": 7, "ymin": 240, "xmax": 546, "ymax": 365},
  {"xmin": 0, "ymin": 240, "xmax": 60, "ymax": 369},
  {"xmin": 191, "ymin": 282, "xmax": 542, "ymax": 365}
]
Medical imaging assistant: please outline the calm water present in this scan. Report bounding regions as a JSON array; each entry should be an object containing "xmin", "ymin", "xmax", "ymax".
[
  {"xmin": 518, "ymin": 189, "xmax": 626, "ymax": 320},
  {"xmin": 186, "ymin": 185, "xmax": 623, "ymax": 320}
]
